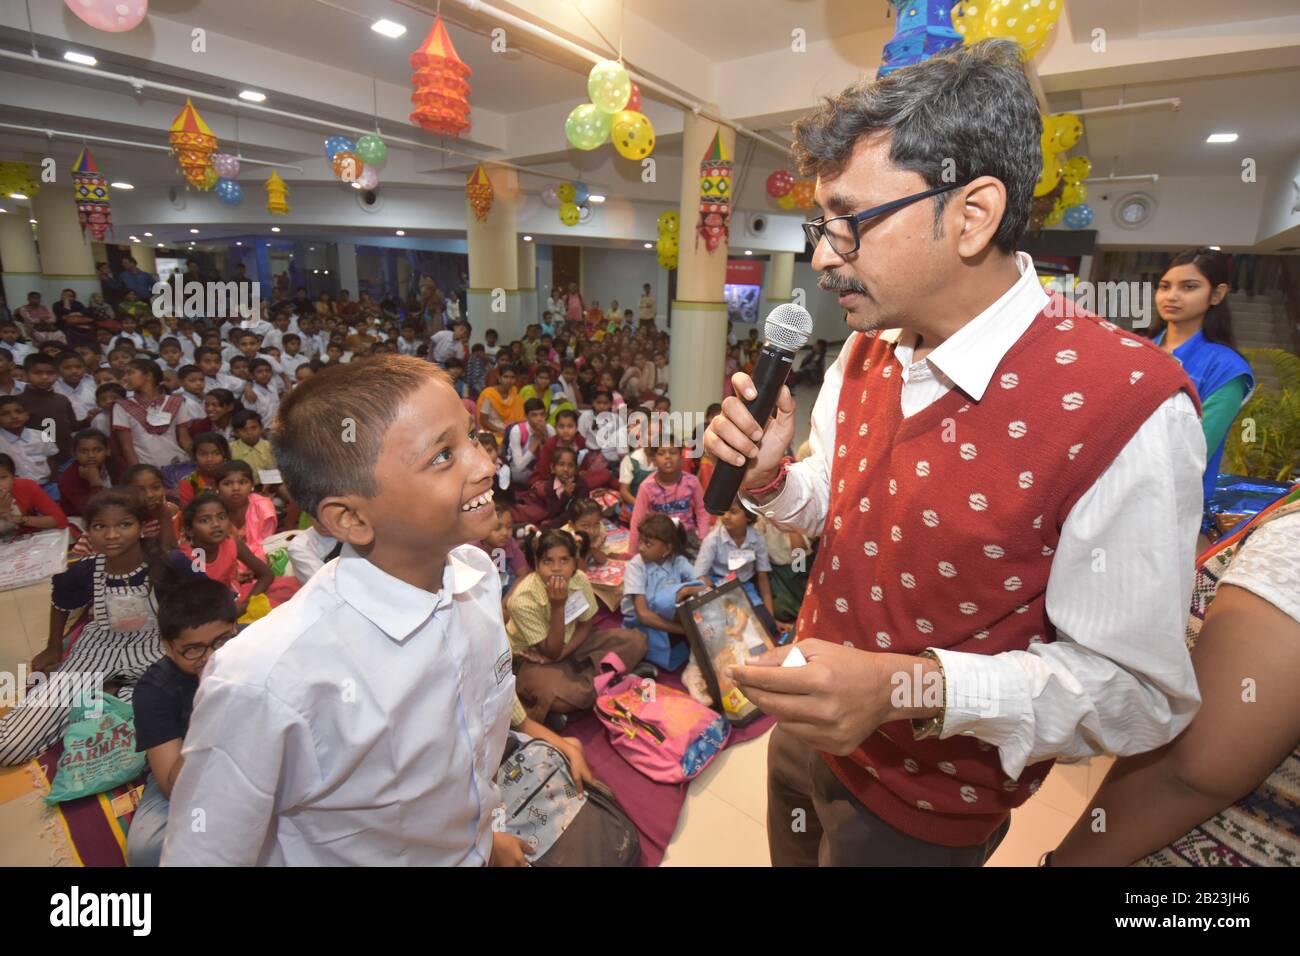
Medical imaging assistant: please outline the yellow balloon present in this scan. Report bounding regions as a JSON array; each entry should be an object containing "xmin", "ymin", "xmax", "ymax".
[
  {"xmin": 557, "ymin": 182, "xmax": 576, "ymax": 204},
  {"xmin": 1033, "ymin": 150, "xmax": 1061, "ymax": 198},
  {"xmin": 1061, "ymin": 155, "xmax": 1092, "ymax": 186},
  {"xmin": 611, "ymin": 110, "xmax": 656, "ymax": 160},
  {"xmin": 1049, "ymin": 112, "xmax": 1083, "ymax": 151},
  {"xmin": 559, "ymin": 201, "xmax": 580, "ymax": 226},
  {"xmin": 776, "ymin": 193, "xmax": 796, "ymax": 210},
  {"xmin": 1060, "ymin": 181, "xmax": 1088, "ymax": 207},
  {"xmin": 1044, "ymin": 202, "xmax": 1065, "ymax": 227}
]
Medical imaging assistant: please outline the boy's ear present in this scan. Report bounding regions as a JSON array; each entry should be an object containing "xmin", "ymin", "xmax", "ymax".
[{"xmin": 316, "ymin": 494, "xmax": 376, "ymax": 549}]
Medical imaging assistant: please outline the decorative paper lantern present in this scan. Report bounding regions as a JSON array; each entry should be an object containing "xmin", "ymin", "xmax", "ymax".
[
  {"xmin": 355, "ymin": 165, "xmax": 380, "ymax": 191},
  {"xmin": 215, "ymin": 178, "xmax": 243, "ymax": 205},
  {"xmin": 72, "ymin": 147, "xmax": 112, "ymax": 241},
  {"xmin": 212, "ymin": 153, "xmax": 240, "ymax": 179},
  {"xmin": 265, "ymin": 170, "xmax": 290, "ymax": 215},
  {"xmin": 564, "ymin": 103, "xmax": 611, "ymax": 151},
  {"xmin": 879, "ymin": 0, "xmax": 963, "ymax": 78},
  {"xmin": 587, "ymin": 60, "xmax": 631, "ymax": 114},
  {"xmin": 0, "ymin": 162, "xmax": 40, "ymax": 199},
  {"xmin": 466, "ymin": 164, "xmax": 493, "ymax": 222},
  {"xmin": 557, "ymin": 182, "xmax": 576, "ymax": 204},
  {"xmin": 559, "ymin": 201, "xmax": 580, "ymax": 226},
  {"xmin": 332, "ymin": 151, "xmax": 362, "ymax": 182},
  {"xmin": 355, "ymin": 134, "xmax": 388, "ymax": 166},
  {"xmin": 169, "ymin": 98, "xmax": 218, "ymax": 189},
  {"xmin": 1061, "ymin": 155, "xmax": 1092, "ymax": 186},
  {"xmin": 790, "ymin": 180, "xmax": 816, "ymax": 209},
  {"xmin": 1063, "ymin": 204, "xmax": 1093, "ymax": 230},
  {"xmin": 696, "ymin": 130, "xmax": 732, "ymax": 253},
  {"xmin": 766, "ymin": 169, "xmax": 795, "ymax": 198},
  {"xmin": 65, "ymin": 0, "xmax": 147, "ymax": 33},
  {"xmin": 409, "ymin": 15, "xmax": 472, "ymax": 136},
  {"xmin": 626, "ymin": 81, "xmax": 642, "ymax": 113},
  {"xmin": 610, "ymin": 110, "xmax": 656, "ymax": 160},
  {"xmin": 541, "ymin": 184, "xmax": 562, "ymax": 208}
]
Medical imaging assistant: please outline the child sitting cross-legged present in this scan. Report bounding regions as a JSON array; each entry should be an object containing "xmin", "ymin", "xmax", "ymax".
[
  {"xmin": 626, "ymin": 437, "xmax": 712, "ymax": 561},
  {"xmin": 163, "ymin": 355, "xmax": 529, "ymax": 866},
  {"xmin": 230, "ymin": 408, "xmax": 297, "ymax": 528},
  {"xmin": 178, "ymin": 432, "xmax": 230, "ymax": 507},
  {"xmin": 507, "ymin": 527, "xmax": 648, "ymax": 729},
  {"xmin": 57, "ymin": 429, "xmax": 114, "ymax": 517},
  {"xmin": 621, "ymin": 513, "xmax": 710, "ymax": 671},
  {"xmin": 693, "ymin": 499, "xmax": 782, "ymax": 632},
  {"xmin": 125, "ymin": 578, "xmax": 238, "ymax": 867},
  {"xmin": 178, "ymin": 492, "xmax": 278, "ymax": 616},
  {"xmin": 0, "ymin": 452, "xmax": 68, "ymax": 541},
  {"xmin": 123, "ymin": 463, "xmax": 181, "ymax": 552},
  {"xmin": 212, "ymin": 460, "xmax": 277, "ymax": 564},
  {"xmin": 510, "ymin": 445, "xmax": 587, "ymax": 531}
]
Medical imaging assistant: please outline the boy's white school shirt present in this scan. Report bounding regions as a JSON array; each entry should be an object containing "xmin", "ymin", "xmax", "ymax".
[
  {"xmin": 0, "ymin": 427, "xmax": 58, "ymax": 482},
  {"xmin": 54, "ymin": 377, "xmax": 97, "ymax": 420},
  {"xmin": 163, "ymin": 544, "xmax": 515, "ymax": 867}
]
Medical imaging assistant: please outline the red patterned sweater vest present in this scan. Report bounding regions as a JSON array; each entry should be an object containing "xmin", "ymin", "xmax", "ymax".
[{"xmin": 794, "ymin": 305, "xmax": 1199, "ymax": 847}]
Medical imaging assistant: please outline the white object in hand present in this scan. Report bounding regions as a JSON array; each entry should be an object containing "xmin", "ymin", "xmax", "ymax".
[{"xmin": 782, "ymin": 646, "xmax": 807, "ymax": 668}]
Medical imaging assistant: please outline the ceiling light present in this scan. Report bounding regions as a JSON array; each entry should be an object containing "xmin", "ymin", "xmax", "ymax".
[
  {"xmin": 156, "ymin": 243, "xmax": 163, "ymax": 247},
  {"xmin": 351, "ymin": 182, "xmax": 362, "ymax": 189},
  {"xmin": 313, "ymin": 269, "xmax": 319, "ymax": 274},
  {"xmin": 1208, "ymin": 245, "xmax": 1221, "ymax": 250},
  {"xmin": 523, "ymin": 235, "xmax": 533, "ymax": 241},
  {"xmin": 190, "ymin": 228, "xmax": 199, "ymax": 234},
  {"xmin": 239, "ymin": 90, "xmax": 267, "ymax": 103},
  {"xmin": 110, "ymin": 182, "xmax": 134, "ymax": 190},
  {"xmin": 1206, "ymin": 132, "xmax": 1238, "ymax": 143},
  {"xmin": 371, "ymin": 19, "xmax": 407, "ymax": 39},
  {"xmin": 143, "ymin": 231, "xmax": 152, "ymax": 237},
  {"xmin": 395, "ymin": 230, "xmax": 405, "ymax": 236},
  {"xmin": 323, "ymin": 270, "xmax": 329, "ymax": 275},
  {"xmin": 64, "ymin": 51, "xmax": 97, "ymax": 67},
  {"xmin": 9, "ymin": 192, "xmax": 28, "ymax": 200},
  {"xmin": 643, "ymin": 242, "xmax": 653, "ymax": 248},
  {"xmin": 744, "ymin": 250, "xmax": 753, "ymax": 255},
  {"xmin": 29, "ymin": 218, "xmax": 37, "ymax": 224},
  {"xmin": 271, "ymin": 226, "xmax": 281, "ymax": 232},
  {"xmin": 129, "ymin": 235, "xmax": 140, "ymax": 242},
  {"xmin": 588, "ymin": 194, "xmax": 606, "ymax": 203},
  {"xmin": 309, "ymin": 246, "xmax": 315, "ymax": 251},
  {"xmin": 0, "ymin": 208, "xmax": 5, "ymax": 214}
]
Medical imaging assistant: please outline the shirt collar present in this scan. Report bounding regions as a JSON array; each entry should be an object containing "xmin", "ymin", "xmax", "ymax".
[
  {"xmin": 334, "ymin": 547, "xmax": 487, "ymax": 644},
  {"xmin": 878, "ymin": 251, "xmax": 1048, "ymax": 402}
]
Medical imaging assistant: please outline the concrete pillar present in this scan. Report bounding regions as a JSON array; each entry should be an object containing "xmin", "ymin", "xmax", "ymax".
[
  {"xmin": 668, "ymin": 107, "xmax": 733, "ymax": 417},
  {"xmin": 764, "ymin": 251, "xmax": 795, "ymax": 310},
  {"xmin": 335, "ymin": 241, "xmax": 359, "ymax": 299},
  {"xmin": 516, "ymin": 236, "xmax": 537, "ymax": 330},
  {"xmin": 466, "ymin": 166, "xmax": 523, "ymax": 345},
  {"xmin": 0, "ymin": 214, "xmax": 42, "ymax": 311},
  {"xmin": 30, "ymin": 186, "xmax": 99, "ymax": 302}
]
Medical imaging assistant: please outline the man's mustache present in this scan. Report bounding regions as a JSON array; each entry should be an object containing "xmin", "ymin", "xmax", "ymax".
[{"xmin": 819, "ymin": 271, "xmax": 869, "ymax": 296}]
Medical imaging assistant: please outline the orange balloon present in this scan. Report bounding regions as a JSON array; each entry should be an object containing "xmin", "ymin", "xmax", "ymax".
[
  {"xmin": 791, "ymin": 180, "xmax": 816, "ymax": 209},
  {"xmin": 332, "ymin": 151, "xmax": 362, "ymax": 182}
]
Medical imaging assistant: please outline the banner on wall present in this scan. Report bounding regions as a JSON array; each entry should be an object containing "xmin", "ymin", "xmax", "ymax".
[{"xmin": 725, "ymin": 259, "xmax": 764, "ymax": 286}]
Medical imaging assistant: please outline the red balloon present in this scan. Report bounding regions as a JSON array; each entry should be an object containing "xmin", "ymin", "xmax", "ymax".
[
  {"xmin": 766, "ymin": 169, "xmax": 795, "ymax": 198},
  {"xmin": 626, "ymin": 81, "xmax": 642, "ymax": 113}
]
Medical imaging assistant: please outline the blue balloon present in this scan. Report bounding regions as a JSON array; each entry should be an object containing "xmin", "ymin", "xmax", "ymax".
[
  {"xmin": 324, "ymin": 136, "xmax": 355, "ymax": 160},
  {"xmin": 216, "ymin": 178, "xmax": 243, "ymax": 205},
  {"xmin": 1063, "ymin": 203, "xmax": 1093, "ymax": 229},
  {"xmin": 572, "ymin": 181, "xmax": 590, "ymax": 205}
]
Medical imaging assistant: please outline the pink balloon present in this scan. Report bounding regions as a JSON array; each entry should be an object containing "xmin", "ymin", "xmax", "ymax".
[
  {"xmin": 212, "ymin": 153, "xmax": 240, "ymax": 179},
  {"xmin": 65, "ymin": 0, "xmax": 148, "ymax": 33},
  {"xmin": 356, "ymin": 165, "xmax": 380, "ymax": 190}
]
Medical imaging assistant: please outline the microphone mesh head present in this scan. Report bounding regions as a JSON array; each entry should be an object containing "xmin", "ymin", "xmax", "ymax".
[{"xmin": 765, "ymin": 302, "xmax": 813, "ymax": 352}]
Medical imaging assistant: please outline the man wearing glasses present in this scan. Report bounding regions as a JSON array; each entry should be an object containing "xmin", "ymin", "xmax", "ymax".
[
  {"xmin": 126, "ymin": 579, "xmax": 238, "ymax": 867},
  {"xmin": 706, "ymin": 39, "xmax": 1205, "ymax": 866}
]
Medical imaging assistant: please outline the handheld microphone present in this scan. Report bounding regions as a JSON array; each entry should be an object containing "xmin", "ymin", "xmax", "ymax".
[{"xmin": 704, "ymin": 302, "xmax": 813, "ymax": 516}]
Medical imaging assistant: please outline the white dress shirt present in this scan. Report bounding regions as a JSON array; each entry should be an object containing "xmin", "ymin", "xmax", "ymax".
[
  {"xmin": 747, "ymin": 252, "xmax": 1204, "ymax": 780},
  {"xmin": 0, "ymin": 427, "xmax": 58, "ymax": 482},
  {"xmin": 163, "ymin": 545, "xmax": 516, "ymax": 866},
  {"xmin": 431, "ymin": 330, "xmax": 466, "ymax": 366},
  {"xmin": 54, "ymin": 377, "xmax": 97, "ymax": 420}
]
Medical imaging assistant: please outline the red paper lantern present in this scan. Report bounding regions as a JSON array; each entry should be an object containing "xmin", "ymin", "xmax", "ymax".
[{"xmin": 409, "ymin": 14, "xmax": 472, "ymax": 137}]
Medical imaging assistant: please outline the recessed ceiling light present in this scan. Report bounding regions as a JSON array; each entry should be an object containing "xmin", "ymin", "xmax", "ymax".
[
  {"xmin": 271, "ymin": 226, "xmax": 281, "ymax": 232},
  {"xmin": 744, "ymin": 250, "xmax": 753, "ymax": 255},
  {"xmin": 1208, "ymin": 245, "xmax": 1221, "ymax": 250},
  {"xmin": 313, "ymin": 269, "xmax": 319, "ymax": 274},
  {"xmin": 523, "ymin": 235, "xmax": 533, "ymax": 241},
  {"xmin": 323, "ymin": 270, "xmax": 329, "ymax": 275},
  {"xmin": 64, "ymin": 51, "xmax": 97, "ymax": 67},
  {"xmin": 236, "ymin": 241, "xmax": 242, "ymax": 246},
  {"xmin": 395, "ymin": 230, "xmax": 405, "ymax": 236},
  {"xmin": 156, "ymin": 243, "xmax": 163, "ymax": 247},
  {"xmin": 1206, "ymin": 132, "xmax": 1238, "ymax": 143},
  {"xmin": 239, "ymin": 90, "xmax": 267, "ymax": 103},
  {"xmin": 29, "ymin": 218, "xmax": 37, "ymax": 224},
  {"xmin": 9, "ymin": 192, "xmax": 28, "ymax": 200},
  {"xmin": 643, "ymin": 242, "xmax": 653, "ymax": 248},
  {"xmin": 309, "ymin": 246, "xmax": 315, "ymax": 251},
  {"xmin": 351, "ymin": 181, "xmax": 362, "ymax": 189},
  {"xmin": 588, "ymin": 195, "xmax": 606, "ymax": 203},
  {"xmin": 143, "ymin": 231, "xmax": 152, "ymax": 237},
  {"xmin": 190, "ymin": 228, "xmax": 199, "ymax": 234},
  {"xmin": 0, "ymin": 208, "xmax": 6, "ymax": 214},
  {"xmin": 110, "ymin": 182, "xmax": 134, "ymax": 190},
  {"xmin": 371, "ymin": 19, "xmax": 407, "ymax": 39},
  {"xmin": 129, "ymin": 236, "xmax": 140, "ymax": 242}
]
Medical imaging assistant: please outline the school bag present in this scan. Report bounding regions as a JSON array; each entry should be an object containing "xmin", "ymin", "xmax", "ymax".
[
  {"xmin": 494, "ymin": 732, "xmax": 640, "ymax": 867},
  {"xmin": 593, "ymin": 653, "xmax": 731, "ymax": 784}
]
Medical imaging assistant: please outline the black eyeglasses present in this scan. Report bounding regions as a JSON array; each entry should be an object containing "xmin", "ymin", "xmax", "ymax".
[
  {"xmin": 178, "ymin": 631, "xmax": 233, "ymax": 661},
  {"xmin": 802, "ymin": 182, "xmax": 964, "ymax": 257}
]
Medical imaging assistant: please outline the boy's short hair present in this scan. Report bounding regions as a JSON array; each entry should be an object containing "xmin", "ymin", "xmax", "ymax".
[
  {"xmin": 229, "ymin": 355, "xmax": 250, "ymax": 369},
  {"xmin": 444, "ymin": 356, "xmax": 464, "ymax": 371},
  {"xmin": 470, "ymin": 343, "xmax": 485, "ymax": 353},
  {"xmin": 592, "ymin": 389, "xmax": 613, "ymax": 404},
  {"xmin": 0, "ymin": 453, "xmax": 14, "ymax": 474},
  {"xmin": 231, "ymin": 408, "xmax": 262, "ymax": 430},
  {"xmin": 57, "ymin": 351, "xmax": 84, "ymax": 367},
  {"xmin": 178, "ymin": 364, "xmax": 202, "ymax": 379},
  {"xmin": 0, "ymin": 395, "xmax": 25, "ymax": 413},
  {"xmin": 249, "ymin": 357, "xmax": 272, "ymax": 373},
  {"xmin": 159, "ymin": 336, "xmax": 181, "ymax": 350},
  {"xmin": 206, "ymin": 388, "xmax": 237, "ymax": 408},
  {"xmin": 95, "ymin": 382, "xmax": 128, "ymax": 400},
  {"xmin": 194, "ymin": 346, "xmax": 221, "ymax": 361},
  {"xmin": 273, "ymin": 356, "xmax": 453, "ymax": 516},
  {"xmin": 282, "ymin": 333, "xmax": 301, "ymax": 345},
  {"xmin": 554, "ymin": 408, "xmax": 578, "ymax": 425},
  {"xmin": 158, "ymin": 578, "xmax": 238, "ymax": 643},
  {"xmin": 73, "ymin": 428, "xmax": 109, "ymax": 449},
  {"xmin": 23, "ymin": 353, "xmax": 55, "ymax": 371},
  {"xmin": 522, "ymin": 398, "xmax": 545, "ymax": 416},
  {"xmin": 214, "ymin": 459, "xmax": 255, "ymax": 484}
]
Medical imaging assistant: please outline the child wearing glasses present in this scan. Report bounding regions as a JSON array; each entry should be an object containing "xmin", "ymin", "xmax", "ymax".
[{"xmin": 126, "ymin": 578, "xmax": 239, "ymax": 867}]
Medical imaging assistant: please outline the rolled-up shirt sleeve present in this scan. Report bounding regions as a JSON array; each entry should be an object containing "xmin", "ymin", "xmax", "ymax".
[{"xmin": 933, "ymin": 391, "xmax": 1206, "ymax": 779}]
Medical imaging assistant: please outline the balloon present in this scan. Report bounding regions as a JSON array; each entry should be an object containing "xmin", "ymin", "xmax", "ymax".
[
  {"xmin": 1060, "ymin": 181, "xmax": 1087, "ymax": 208},
  {"xmin": 656, "ymin": 210, "xmax": 679, "ymax": 234},
  {"xmin": 1061, "ymin": 155, "xmax": 1092, "ymax": 186},
  {"xmin": 1044, "ymin": 201, "xmax": 1065, "ymax": 228},
  {"xmin": 766, "ymin": 169, "xmax": 795, "ymax": 198},
  {"xmin": 333, "ymin": 151, "xmax": 362, "ymax": 182},
  {"xmin": 1033, "ymin": 150, "xmax": 1061, "ymax": 197},
  {"xmin": 572, "ymin": 181, "xmax": 590, "ymax": 205},
  {"xmin": 215, "ymin": 178, "xmax": 243, "ymax": 205},
  {"xmin": 1047, "ymin": 112, "xmax": 1083, "ymax": 151},
  {"xmin": 559, "ymin": 201, "xmax": 580, "ymax": 226},
  {"xmin": 577, "ymin": 204, "xmax": 593, "ymax": 224},
  {"xmin": 324, "ymin": 136, "xmax": 355, "ymax": 160},
  {"xmin": 658, "ymin": 235, "xmax": 679, "ymax": 257},
  {"xmin": 1063, "ymin": 204, "xmax": 1093, "ymax": 229},
  {"xmin": 541, "ymin": 183, "xmax": 562, "ymax": 208},
  {"xmin": 355, "ymin": 134, "xmax": 388, "ymax": 166},
  {"xmin": 952, "ymin": 0, "xmax": 1062, "ymax": 58},
  {"xmin": 212, "ymin": 153, "xmax": 240, "ymax": 179},
  {"xmin": 65, "ymin": 0, "xmax": 147, "ymax": 33},
  {"xmin": 355, "ymin": 164, "xmax": 380, "ymax": 190},
  {"xmin": 790, "ymin": 180, "xmax": 816, "ymax": 209},
  {"xmin": 198, "ymin": 166, "xmax": 219, "ymax": 191},
  {"xmin": 587, "ymin": 60, "xmax": 631, "ymax": 114},
  {"xmin": 610, "ymin": 110, "xmax": 656, "ymax": 160},
  {"xmin": 777, "ymin": 193, "xmax": 797, "ymax": 211},
  {"xmin": 626, "ymin": 81, "xmax": 642, "ymax": 113},
  {"xmin": 564, "ymin": 103, "xmax": 611, "ymax": 151},
  {"xmin": 557, "ymin": 182, "xmax": 576, "ymax": 204}
]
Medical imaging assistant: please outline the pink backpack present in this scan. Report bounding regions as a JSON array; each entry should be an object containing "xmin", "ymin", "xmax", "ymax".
[{"xmin": 593, "ymin": 654, "xmax": 731, "ymax": 784}]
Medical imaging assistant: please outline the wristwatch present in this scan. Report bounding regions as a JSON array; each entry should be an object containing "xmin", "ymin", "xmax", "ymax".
[{"xmin": 911, "ymin": 649, "xmax": 947, "ymax": 740}]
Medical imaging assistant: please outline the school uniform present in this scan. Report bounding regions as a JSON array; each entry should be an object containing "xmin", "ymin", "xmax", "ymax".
[
  {"xmin": 126, "ymin": 656, "xmax": 198, "ymax": 867},
  {"xmin": 162, "ymin": 545, "xmax": 516, "ymax": 866},
  {"xmin": 243, "ymin": 381, "xmax": 280, "ymax": 428},
  {"xmin": 286, "ymin": 526, "xmax": 341, "ymax": 584},
  {"xmin": 0, "ymin": 378, "xmax": 25, "ymax": 397},
  {"xmin": 111, "ymin": 394, "xmax": 198, "ymax": 485},
  {"xmin": 621, "ymin": 553, "xmax": 708, "ymax": 670},
  {"xmin": 0, "ymin": 426, "xmax": 59, "ymax": 483},
  {"xmin": 54, "ymin": 377, "xmax": 97, "ymax": 421},
  {"xmin": 280, "ymin": 352, "xmax": 310, "ymax": 378}
]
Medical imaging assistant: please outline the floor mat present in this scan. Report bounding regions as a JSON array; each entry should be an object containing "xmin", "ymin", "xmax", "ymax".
[{"xmin": 32, "ymin": 743, "xmax": 143, "ymax": 867}]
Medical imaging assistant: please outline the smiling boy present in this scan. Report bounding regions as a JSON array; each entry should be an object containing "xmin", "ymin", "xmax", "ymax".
[{"xmin": 163, "ymin": 355, "xmax": 525, "ymax": 866}]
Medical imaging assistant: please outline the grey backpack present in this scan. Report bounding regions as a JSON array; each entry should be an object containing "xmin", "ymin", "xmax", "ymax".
[{"xmin": 495, "ymin": 732, "xmax": 640, "ymax": 867}]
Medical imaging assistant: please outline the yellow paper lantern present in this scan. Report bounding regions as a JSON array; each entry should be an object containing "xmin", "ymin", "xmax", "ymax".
[
  {"xmin": 466, "ymin": 164, "xmax": 494, "ymax": 222},
  {"xmin": 265, "ymin": 170, "xmax": 290, "ymax": 215}
]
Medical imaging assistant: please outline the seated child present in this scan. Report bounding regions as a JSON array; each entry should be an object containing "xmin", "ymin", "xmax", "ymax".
[
  {"xmin": 126, "ymin": 578, "xmax": 238, "ymax": 867},
  {"xmin": 532, "ymin": 408, "xmax": 614, "ymax": 490},
  {"xmin": 0, "ymin": 394, "xmax": 59, "ymax": 489},
  {"xmin": 507, "ymin": 528, "xmax": 647, "ymax": 726},
  {"xmin": 54, "ymin": 351, "xmax": 96, "ymax": 426},
  {"xmin": 504, "ymin": 398, "xmax": 553, "ymax": 487},
  {"xmin": 474, "ymin": 499, "xmax": 528, "ymax": 603},
  {"xmin": 0, "ymin": 488, "xmax": 201, "ymax": 767},
  {"xmin": 756, "ymin": 514, "xmax": 810, "ymax": 629},
  {"xmin": 626, "ymin": 439, "xmax": 711, "ymax": 560},
  {"xmin": 476, "ymin": 362, "xmax": 523, "ymax": 437},
  {"xmin": 57, "ymin": 429, "xmax": 113, "ymax": 517},
  {"xmin": 212, "ymin": 460, "xmax": 277, "ymax": 564},
  {"xmin": 203, "ymin": 388, "xmax": 238, "ymax": 440},
  {"xmin": 563, "ymin": 498, "xmax": 611, "ymax": 572},
  {"xmin": 162, "ymin": 356, "xmax": 523, "ymax": 866},
  {"xmin": 179, "ymin": 492, "xmax": 295, "ymax": 613},
  {"xmin": 510, "ymin": 446, "xmax": 588, "ymax": 531},
  {"xmin": 621, "ymin": 513, "xmax": 710, "ymax": 671},
  {"xmin": 178, "ymin": 432, "xmax": 230, "ymax": 507},
  {"xmin": 175, "ymin": 366, "xmax": 208, "ymax": 426},
  {"xmin": 285, "ymin": 520, "xmax": 341, "ymax": 584},
  {"xmin": 230, "ymin": 409, "xmax": 295, "ymax": 526},
  {"xmin": 123, "ymin": 464, "xmax": 182, "ymax": 552},
  {"xmin": 0, "ymin": 452, "xmax": 68, "ymax": 540},
  {"xmin": 693, "ymin": 500, "xmax": 780, "ymax": 631}
]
